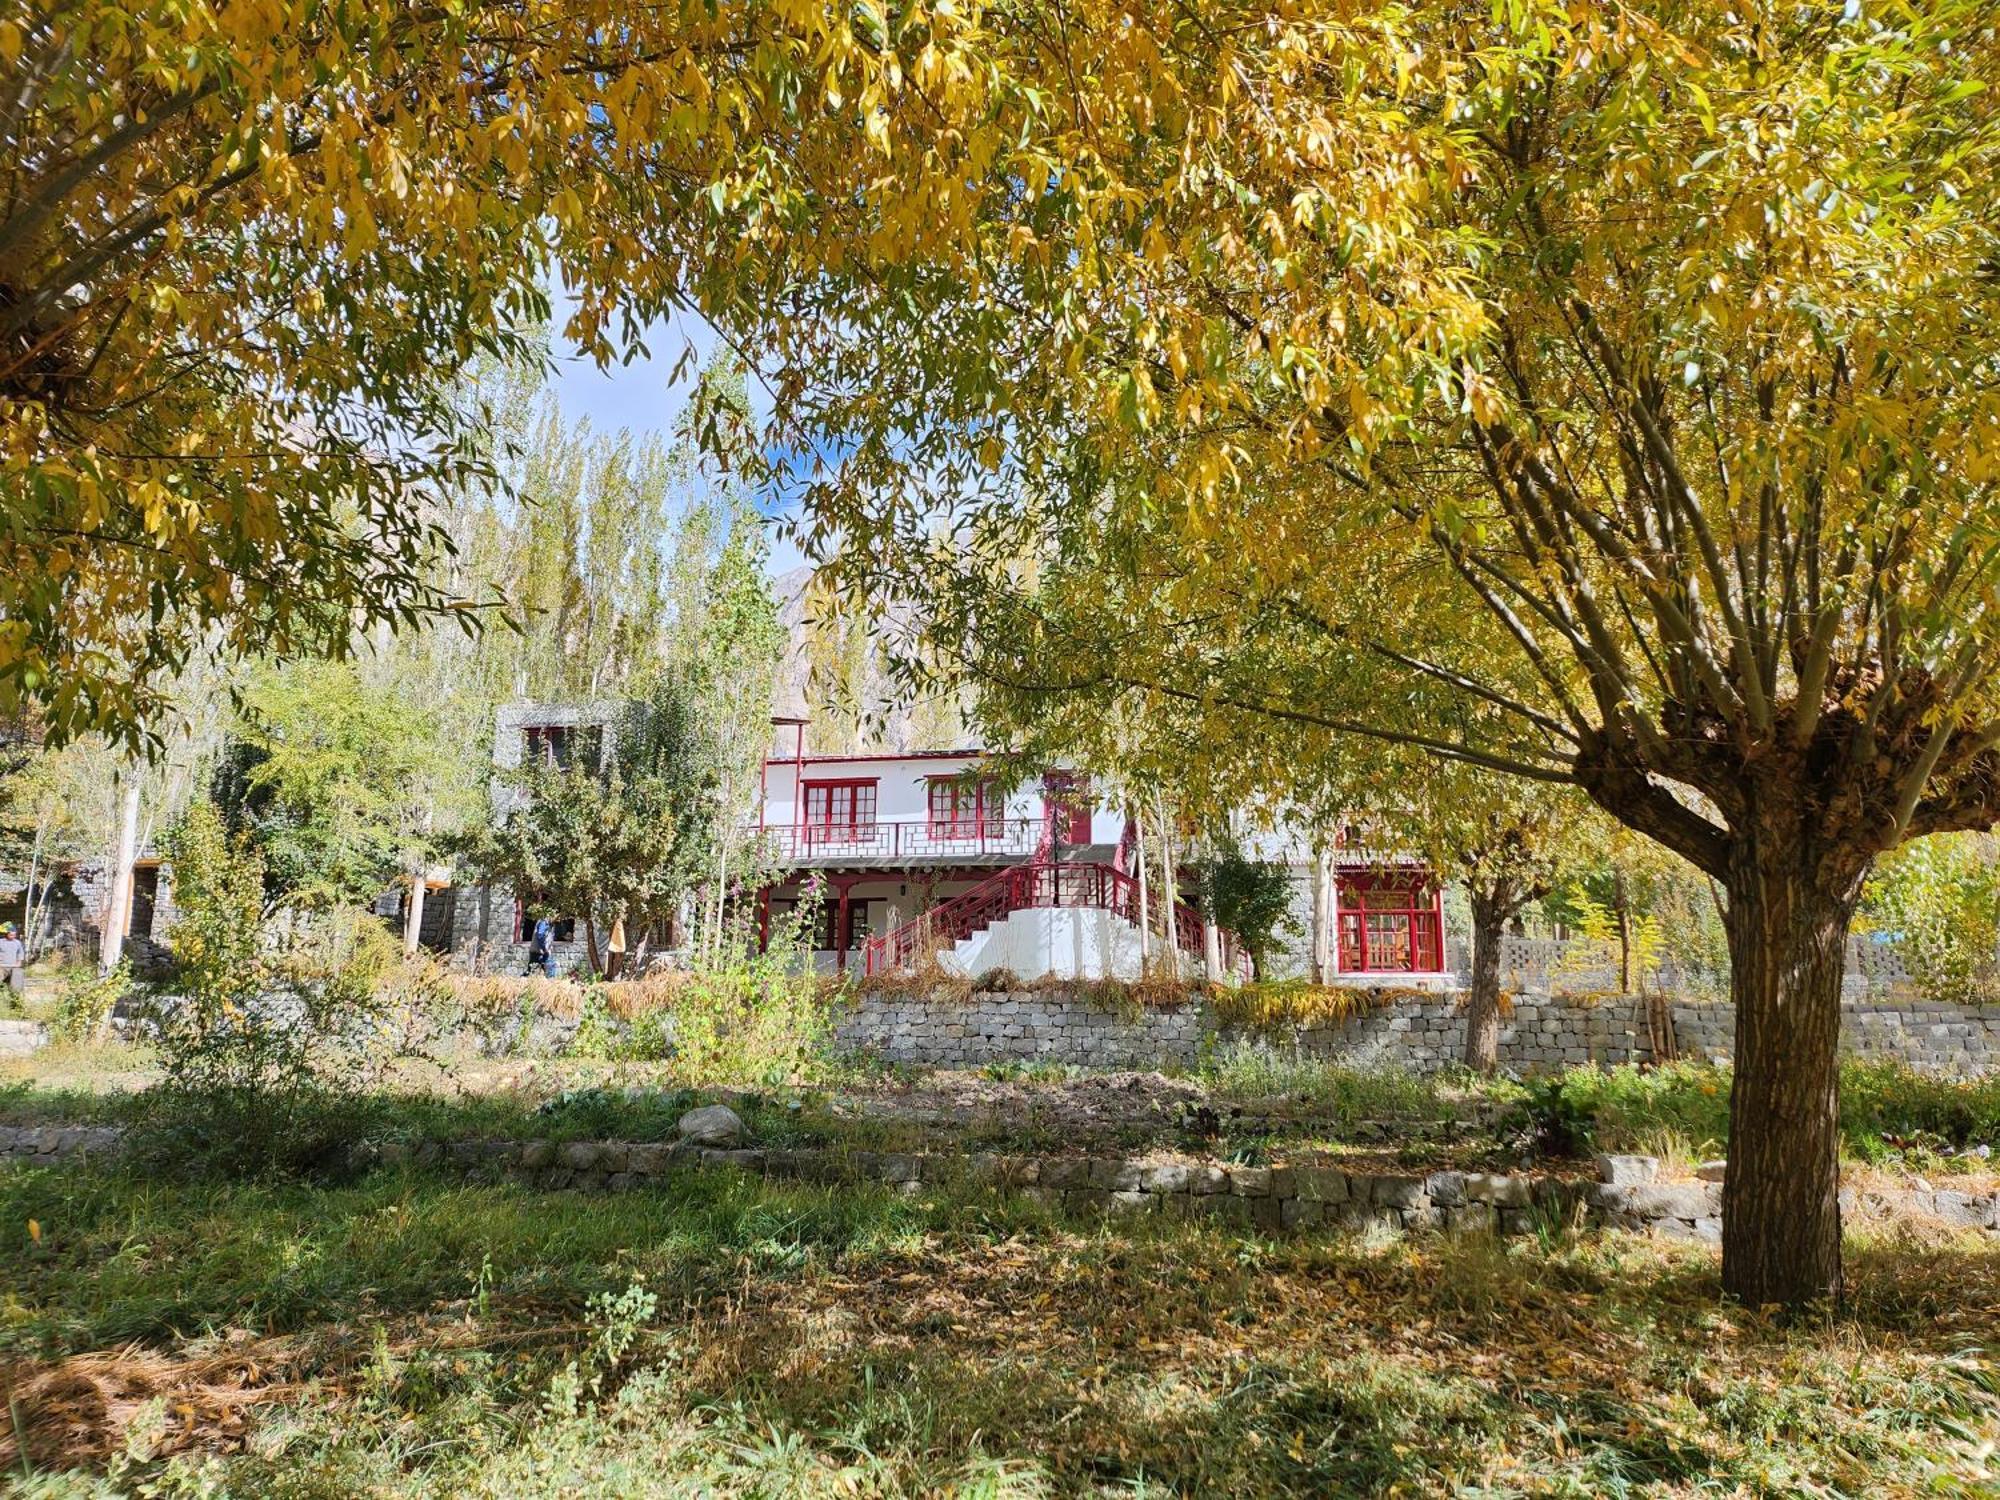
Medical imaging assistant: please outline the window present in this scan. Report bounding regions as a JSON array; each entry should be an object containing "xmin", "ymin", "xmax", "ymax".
[
  {"xmin": 927, "ymin": 777, "xmax": 1001, "ymax": 837},
  {"xmin": 807, "ymin": 900, "xmax": 869, "ymax": 952},
  {"xmin": 1335, "ymin": 873, "xmax": 1442, "ymax": 973},
  {"xmin": 522, "ymin": 724, "xmax": 601, "ymax": 771},
  {"xmin": 800, "ymin": 780, "xmax": 878, "ymax": 842},
  {"xmin": 514, "ymin": 906, "xmax": 577, "ymax": 944}
]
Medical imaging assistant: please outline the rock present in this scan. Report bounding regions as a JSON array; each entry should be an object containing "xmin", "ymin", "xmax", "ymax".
[
  {"xmin": 1694, "ymin": 1160, "xmax": 1728, "ymax": 1183},
  {"xmin": 1464, "ymin": 1173, "xmax": 1532, "ymax": 1208},
  {"xmin": 676, "ymin": 1104, "xmax": 745, "ymax": 1148},
  {"xmin": 1595, "ymin": 1154, "xmax": 1660, "ymax": 1186}
]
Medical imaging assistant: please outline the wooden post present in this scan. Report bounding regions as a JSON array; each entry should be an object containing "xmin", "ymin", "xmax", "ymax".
[{"xmin": 99, "ymin": 779, "xmax": 140, "ymax": 975}]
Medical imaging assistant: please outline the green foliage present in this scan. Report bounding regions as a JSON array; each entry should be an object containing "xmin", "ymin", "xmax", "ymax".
[
  {"xmin": 1501, "ymin": 1060, "xmax": 2000, "ymax": 1165},
  {"xmin": 222, "ymin": 660, "xmax": 473, "ymax": 911},
  {"xmin": 1862, "ymin": 834, "xmax": 2000, "ymax": 1005},
  {"xmin": 145, "ymin": 805, "xmax": 440, "ymax": 1178},
  {"xmin": 4, "ymin": 1162, "xmax": 1993, "ymax": 1494},
  {"xmin": 49, "ymin": 962, "xmax": 129, "ymax": 1043},
  {"xmin": 465, "ymin": 673, "xmax": 736, "ymax": 965},
  {"xmin": 159, "ymin": 799, "xmax": 266, "ymax": 1014},
  {"xmin": 1186, "ymin": 847, "xmax": 1298, "ymax": 972}
]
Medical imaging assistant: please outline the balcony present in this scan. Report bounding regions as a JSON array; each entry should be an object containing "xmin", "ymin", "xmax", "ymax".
[{"xmin": 757, "ymin": 816, "xmax": 1045, "ymax": 867}]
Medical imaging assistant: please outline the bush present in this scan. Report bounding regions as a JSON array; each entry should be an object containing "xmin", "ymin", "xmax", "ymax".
[
  {"xmin": 1862, "ymin": 834, "xmax": 2000, "ymax": 1004},
  {"xmin": 137, "ymin": 803, "xmax": 435, "ymax": 1178},
  {"xmin": 49, "ymin": 961, "xmax": 130, "ymax": 1041}
]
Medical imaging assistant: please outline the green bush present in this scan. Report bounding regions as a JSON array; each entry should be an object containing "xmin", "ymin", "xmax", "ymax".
[
  {"xmin": 138, "ymin": 802, "xmax": 436, "ymax": 1179},
  {"xmin": 50, "ymin": 961, "xmax": 130, "ymax": 1042},
  {"xmin": 1862, "ymin": 834, "xmax": 2000, "ymax": 1004}
]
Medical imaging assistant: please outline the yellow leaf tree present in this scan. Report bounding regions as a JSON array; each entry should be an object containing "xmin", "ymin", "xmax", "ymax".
[{"xmin": 707, "ymin": 0, "xmax": 2000, "ymax": 1308}]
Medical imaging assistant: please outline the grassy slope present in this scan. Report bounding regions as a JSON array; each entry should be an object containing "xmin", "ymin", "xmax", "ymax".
[{"xmin": 3, "ymin": 1163, "xmax": 1997, "ymax": 1497}]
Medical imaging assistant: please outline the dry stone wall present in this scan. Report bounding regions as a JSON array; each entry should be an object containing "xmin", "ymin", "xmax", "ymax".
[
  {"xmin": 8, "ymin": 1124, "xmax": 1991, "ymax": 1244},
  {"xmin": 834, "ymin": 988, "xmax": 2000, "ymax": 1075}
]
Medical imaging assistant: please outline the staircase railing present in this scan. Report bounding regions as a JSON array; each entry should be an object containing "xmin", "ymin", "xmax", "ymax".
[{"xmin": 860, "ymin": 860, "xmax": 1216, "ymax": 977}]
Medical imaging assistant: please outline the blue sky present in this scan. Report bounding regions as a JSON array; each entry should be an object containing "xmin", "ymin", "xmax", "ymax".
[{"xmin": 548, "ymin": 302, "xmax": 808, "ymax": 576}]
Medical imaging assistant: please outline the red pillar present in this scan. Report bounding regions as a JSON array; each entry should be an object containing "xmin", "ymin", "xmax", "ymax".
[
  {"xmin": 835, "ymin": 879, "xmax": 853, "ymax": 972},
  {"xmin": 757, "ymin": 886, "xmax": 772, "ymax": 954}
]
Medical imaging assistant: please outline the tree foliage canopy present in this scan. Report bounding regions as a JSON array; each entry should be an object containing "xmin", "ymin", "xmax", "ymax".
[{"xmin": 2, "ymin": 0, "xmax": 989, "ymax": 747}]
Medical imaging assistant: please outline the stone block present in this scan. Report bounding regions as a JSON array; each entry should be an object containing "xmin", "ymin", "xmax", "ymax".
[
  {"xmin": 1464, "ymin": 1174, "xmax": 1532, "ymax": 1208},
  {"xmin": 1595, "ymin": 1154, "xmax": 1660, "ymax": 1186},
  {"xmin": 1595, "ymin": 1183, "xmax": 1720, "ymax": 1219},
  {"xmin": 1425, "ymin": 1171, "xmax": 1466, "ymax": 1206},
  {"xmin": 1196, "ymin": 1194, "xmax": 1253, "ymax": 1226},
  {"xmin": 1281, "ymin": 1198, "xmax": 1326, "ymax": 1229},
  {"xmin": 1932, "ymin": 1191, "xmax": 1998, "ymax": 1230},
  {"xmin": 1370, "ymin": 1175, "xmax": 1427, "ymax": 1209},
  {"xmin": 597, "ymin": 1144, "xmax": 631, "ymax": 1173},
  {"xmin": 1249, "ymin": 1196, "xmax": 1284, "ymax": 1232},
  {"xmin": 877, "ymin": 1152, "xmax": 921, "ymax": 1183},
  {"xmin": 1694, "ymin": 1160, "xmax": 1728, "ymax": 1183},
  {"xmin": 1090, "ymin": 1159, "xmax": 1145, "ymax": 1192},
  {"xmin": 560, "ymin": 1141, "xmax": 602, "ymax": 1171},
  {"xmin": 1140, "ymin": 1162, "xmax": 1190, "ymax": 1194},
  {"xmin": 1109, "ymin": 1190, "xmax": 1153, "ymax": 1216},
  {"xmin": 1497, "ymin": 1208, "xmax": 1536, "ymax": 1237},
  {"xmin": 1041, "ymin": 1157, "xmax": 1090, "ymax": 1189},
  {"xmin": 1446, "ymin": 1203, "xmax": 1495, "ymax": 1234},
  {"xmin": 1186, "ymin": 1165, "xmax": 1230, "ymax": 1195},
  {"xmin": 627, "ymin": 1142, "xmax": 676, "ymax": 1174},
  {"xmin": 724, "ymin": 1150, "xmax": 766, "ymax": 1173},
  {"xmin": 606, "ymin": 1172, "xmax": 635, "ymax": 1191},
  {"xmin": 1229, "ymin": 1167, "xmax": 1274, "ymax": 1198},
  {"xmin": 1294, "ymin": 1167, "xmax": 1350, "ymax": 1204},
  {"xmin": 1066, "ymin": 1188, "xmax": 1112, "ymax": 1216}
]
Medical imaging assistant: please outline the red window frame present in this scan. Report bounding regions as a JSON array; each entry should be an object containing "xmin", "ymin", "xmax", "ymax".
[
  {"xmin": 927, "ymin": 776, "xmax": 1000, "ymax": 837},
  {"xmin": 1336, "ymin": 872, "xmax": 1443, "ymax": 973},
  {"xmin": 799, "ymin": 779, "xmax": 879, "ymax": 841}
]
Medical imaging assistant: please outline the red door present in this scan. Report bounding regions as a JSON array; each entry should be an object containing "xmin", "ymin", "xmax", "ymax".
[{"xmin": 1043, "ymin": 773, "xmax": 1093, "ymax": 844}]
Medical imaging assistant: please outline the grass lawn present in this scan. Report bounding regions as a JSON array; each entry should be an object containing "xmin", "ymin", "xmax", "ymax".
[{"xmin": 2, "ymin": 1160, "xmax": 1996, "ymax": 1496}]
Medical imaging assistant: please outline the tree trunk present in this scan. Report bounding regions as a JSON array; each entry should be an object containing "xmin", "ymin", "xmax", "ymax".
[
  {"xmin": 1463, "ymin": 883, "xmax": 1508, "ymax": 1073},
  {"xmin": 99, "ymin": 780, "xmax": 140, "ymax": 975},
  {"xmin": 1718, "ymin": 839, "xmax": 1858, "ymax": 1310},
  {"xmin": 1614, "ymin": 869, "xmax": 1633, "ymax": 993},
  {"xmin": 1134, "ymin": 809, "xmax": 1152, "ymax": 969},
  {"xmin": 1310, "ymin": 843, "xmax": 1334, "ymax": 984},
  {"xmin": 402, "ymin": 872, "xmax": 427, "ymax": 958},
  {"xmin": 584, "ymin": 914, "xmax": 603, "ymax": 977}
]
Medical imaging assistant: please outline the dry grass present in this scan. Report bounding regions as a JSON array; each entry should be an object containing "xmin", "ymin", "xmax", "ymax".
[{"xmin": 2, "ymin": 1161, "xmax": 1996, "ymax": 1494}]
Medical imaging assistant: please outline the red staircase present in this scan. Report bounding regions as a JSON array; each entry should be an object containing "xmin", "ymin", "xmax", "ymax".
[{"xmin": 860, "ymin": 861, "xmax": 1216, "ymax": 977}]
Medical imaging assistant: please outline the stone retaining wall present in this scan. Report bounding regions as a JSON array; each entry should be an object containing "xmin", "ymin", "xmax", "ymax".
[
  {"xmin": 834, "ymin": 989, "xmax": 2000, "ymax": 1075},
  {"xmin": 8, "ymin": 1123, "xmax": 1992, "ymax": 1243}
]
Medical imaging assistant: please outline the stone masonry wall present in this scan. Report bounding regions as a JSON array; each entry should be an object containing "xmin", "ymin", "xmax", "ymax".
[
  {"xmin": 834, "ymin": 988, "xmax": 2000, "ymax": 1075},
  {"xmin": 6, "ymin": 1124, "xmax": 1992, "ymax": 1244}
]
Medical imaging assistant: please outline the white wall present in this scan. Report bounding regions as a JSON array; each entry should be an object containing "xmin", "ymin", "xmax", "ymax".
[{"xmin": 943, "ymin": 907, "xmax": 1150, "ymax": 981}]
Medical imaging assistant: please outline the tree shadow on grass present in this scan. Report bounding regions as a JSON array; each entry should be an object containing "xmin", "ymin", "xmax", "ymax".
[{"xmin": 1, "ymin": 1164, "xmax": 1995, "ymax": 1492}]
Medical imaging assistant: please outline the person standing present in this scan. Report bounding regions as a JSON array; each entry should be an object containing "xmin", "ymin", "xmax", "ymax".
[
  {"xmin": 528, "ymin": 916, "xmax": 556, "ymax": 979},
  {"xmin": 0, "ymin": 923, "xmax": 24, "ymax": 994}
]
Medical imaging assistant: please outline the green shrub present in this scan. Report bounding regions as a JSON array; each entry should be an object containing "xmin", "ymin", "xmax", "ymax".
[
  {"xmin": 1862, "ymin": 834, "xmax": 2000, "ymax": 1004},
  {"xmin": 137, "ymin": 803, "xmax": 436, "ymax": 1179},
  {"xmin": 50, "ymin": 961, "xmax": 130, "ymax": 1042}
]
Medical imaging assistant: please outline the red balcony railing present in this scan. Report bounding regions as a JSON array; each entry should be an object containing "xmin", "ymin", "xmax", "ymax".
[
  {"xmin": 760, "ymin": 816, "xmax": 1045, "ymax": 864},
  {"xmin": 860, "ymin": 860, "xmax": 1218, "ymax": 976}
]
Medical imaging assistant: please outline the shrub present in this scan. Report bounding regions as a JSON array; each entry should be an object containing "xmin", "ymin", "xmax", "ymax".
[
  {"xmin": 137, "ymin": 803, "xmax": 434, "ymax": 1178},
  {"xmin": 49, "ymin": 961, "xmax": 130, "ymax": 1042},
  {"xmin": 1861, "ymin": 834, "xmax": 2000, "ymax": 1004}
]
